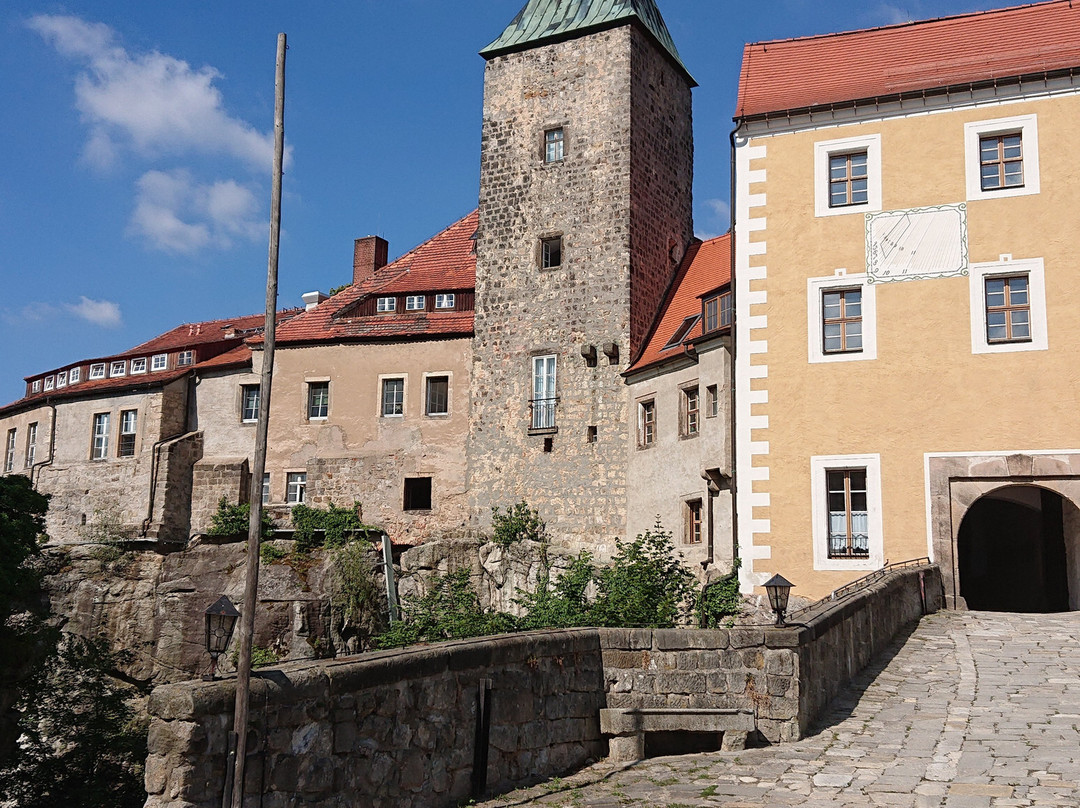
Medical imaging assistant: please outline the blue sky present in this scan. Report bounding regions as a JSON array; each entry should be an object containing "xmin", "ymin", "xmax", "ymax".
[{"xmin": 0, "ymin": 0, "xmax": 1003, "ymax": 403}]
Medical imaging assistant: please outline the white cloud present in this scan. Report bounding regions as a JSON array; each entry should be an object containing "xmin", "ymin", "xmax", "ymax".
[
  {"xmin": 28, "ymin": 14, "xmax": 277, "ymax": 171},
  {"xmin": 865, "ymin": 3, "xmax": 913, "ymax": 26},
  {"xmin": 129, "ymin": 169, "xmax": 263, "ymax": 253},
  {"xmin": 704, "ymin": 198, "xmax": 731, "ymax": 221},
  {"xmin": 65, "ymin": 297, "xmax": 123, "ymax": 328}
]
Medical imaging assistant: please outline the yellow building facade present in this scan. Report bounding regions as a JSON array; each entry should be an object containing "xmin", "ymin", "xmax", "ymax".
[{"xmin": 733, "ymin": 2, "xmax": 1080, "ymax": 606}]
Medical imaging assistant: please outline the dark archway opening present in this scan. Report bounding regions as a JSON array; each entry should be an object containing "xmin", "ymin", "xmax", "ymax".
[{"xmin": 958, "ymin": 486, "xmax": 1070, "ymax": 612}]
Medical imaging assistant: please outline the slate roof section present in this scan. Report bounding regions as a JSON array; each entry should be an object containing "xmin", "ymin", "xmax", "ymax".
[
  {"xmin": 271, "ymin": 211, "xmax": 478, "ymax": 346},
  {"xmin": 736, "ymin": 0, "xmax": 1080, "ymax": 119},
  {"xmin": 626, "ymin": 233, "xmax": 731, "ymax": 374},
  {"xmin": 482, "ymin": 0, "xmax": 695, "ymax": 85}
]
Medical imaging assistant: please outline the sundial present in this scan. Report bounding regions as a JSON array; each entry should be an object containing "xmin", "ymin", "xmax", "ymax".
[{"xmin": 865, "ymin": 203, "xmax": 968, "ymax": 283}]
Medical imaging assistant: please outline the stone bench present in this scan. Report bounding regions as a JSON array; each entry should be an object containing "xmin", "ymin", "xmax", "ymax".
[{"xmin": 599, "ymin": 708, "xmax": 755, "ymax": 762}]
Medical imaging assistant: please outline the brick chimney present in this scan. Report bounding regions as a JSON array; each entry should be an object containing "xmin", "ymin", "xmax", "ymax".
[{"xmin": 353, "ymin": 236, "xmax": 389, "ymax": 285}]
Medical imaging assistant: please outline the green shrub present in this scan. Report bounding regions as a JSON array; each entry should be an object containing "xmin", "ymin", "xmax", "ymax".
[
  {"xmin": 491, "ymin": 500, "xmax": 544, "ymax": 547},
  {"xmin": 208, "ymin": 497, "xmax": 273, "ymax": 540},
  {"xmin": 514, "ymin": 550, "xmax": 594, "ymax": 630},
  {"xmin": 291, "ymin": 502, "xmax": 377, "ymax": 553},
  {"xmin": 696, "ymin": 562, "xmax": 742, "ymax": 628},
  {"xmin": 331, "ymin": 541, "xmax": 385, "ymax": 649},
  {"xmin": 230, "ymin": 644, "xmax": 279, "ymax": 670},
  {"xmin": 259, "ymin": 542, "xmax": 288, "ymax": 564}
]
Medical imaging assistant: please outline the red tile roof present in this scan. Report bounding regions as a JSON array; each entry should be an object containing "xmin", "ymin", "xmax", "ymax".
[
  {"xmin": 0, "ymin": 368, "xmax": 190, "ymax": 417},
  {"xmin": 195, "ymin": 344, "xmax": 252, "ymax": 371},
  {"xmin": 272, "ymin": 211, "xmax": 478, "ymax": 346},
  {"xmin": 124, "ymin": 311, "xmax": 297, "ymax": 355},
  {"xmin": 627, "ymin": 234, "xmax": 731, "ymax": 374},
  {"xmin": 736, "ymin": 1, "xmax": 1080, "ymax": 118}
]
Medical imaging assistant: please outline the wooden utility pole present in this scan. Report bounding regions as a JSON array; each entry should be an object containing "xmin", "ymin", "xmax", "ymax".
[{"xmin": 228, "ymin": 32, "xmax": 286, "ymax": 808}]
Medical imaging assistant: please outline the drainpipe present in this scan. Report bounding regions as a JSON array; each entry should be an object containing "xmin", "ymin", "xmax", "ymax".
[
  {"xmin": 728, "ymin": 120, "xmax": 742, "ymax": 574},
  {"xmin": 29, "ymin": 402, "xmax": 57, "ymax": 487}
]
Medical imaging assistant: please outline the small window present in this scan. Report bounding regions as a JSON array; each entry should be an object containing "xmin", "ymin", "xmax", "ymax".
[
  {"xmin": 286, "ymin": 472, "xmax": 306, "ymax": 504},
  {"xmin": 822, "ymin": 288, "xmax": 862, "ymax": 354},
  {"xmin": 979, "ymin": 133, "xmax": 1023, "ymax": 191},
  {"xmin": 91, "ymin": 413, "xmax": 109, "ymax": 461},
  {"xmin": 685, "ymin": 499, "xmax": 703, "ymax": 545},
  {"xmin": 531, "ymin": 355, "xmax": 557, "ymax": 430},
  {"xmin": 541, "ymin": 236, "xmax": 562, "ymax": 269},
  {"xmin": 826, "ymin": 469, "xmax": 869, "ymax": 559},
  {"xmin": 308, "ymin": 382, "xmax": 329, "ymax": 420},
  {"xmin": 828, "ymin": 151, "xmax": 869, "ymax": 207},
  {"xmin": 31, "ymin": 380, "xmax": 41, "ymax": 393},
  {"xmin": 69, "ymin": 367, "xmax": 81, "ymax": 384},
  {"xmin": 406, "ymin": 295, "xmax": 425, "ymax": 311},
  {"xmin": 91, "ymin": 363, "xmax": 107, "ymax": 379},
  {"xmin": 544, "ymin": 128, "xmax": 565, "ymax": 163},
  {"xmin": 985, "ymin": 274, "xmax": 1031, "ymax": 343},
  {"xmin": 177, "ymin": 351, "xmax": 194, "ymax": 367},
  {"xmin": 425, "ymin": 376, "xmax": 449, "ymax": 416},
  {"xmin": 241, "ymin": 385, "xmax": 260, "ymax": 423},
  {"xmin": 56, "ymin": 371, "xmax": 67, "ymax": 388},
  {"xmin": 110, "ymin": 361, "xmax": 126, "ymax": 377},
  {"xmin": 118, "ymin": 410, "xmax": 137, "ymax": 457},
  {"xmin": 719, "ymin": 291, "xmax": 733, "ymax": 329},
  {"xmin": 376, "ymin": 297, "xmax": 396, "ymax": 313},
  {"xmin": 663, "ymin": 315, "xmax": 700, "ymax": 349},
  {"xmin": 4, "ymin": 429, "xmax": 15, "ymax": 473},
  {"xmin": 151, "ymin": 354, "xmax": 168, "ymax": 372},
  {"xmin": 130, "ymin": 358, "xmax": 147, "ymax": 375},
  {"xmin": 435, "ymin": 294, "xmax": 455, "ymax": 310},
  {"xmin": 262, "ymin": 473, "xmax": 270, "ymax": 505},
  {"xmin": 681, "ymin": 386, "xmax": 699, "ymax": 437},
  {"xmin": 382, "ymin": 378, "xmax": 405, "ymax": 417},
  {"xmin": 43, "ymin": 377, "xmax": 55, "ymax": 391},
  {"xmin": 586, "ymin": 425, "xmax": 598, "ymax": 443},
  {"xmin": 25, "ymin": 423, "xmax": 37, "ymax": 468},
  {"xmin": 403, "ymin": 477, "xmax": 432, "ymax": 511},
  {"xmin": 638, "ymin": 400, "xmax": 656, "ymax": 448},
  {"xmin": 706, "ymin": 385, "xmax": 719, "ymax": 418}
]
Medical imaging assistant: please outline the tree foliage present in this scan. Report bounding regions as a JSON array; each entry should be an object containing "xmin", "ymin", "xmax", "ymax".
[
  {"xmin": 291, "ymin": 502, "xmax": 377, "ymax": 553},
  {"xmin": 491, "ymin": 500, "xmax": 544, "ymax": 548},
  {"xmin": 0, "ymin": 475, "xmax": 48, "ymax": 617},
  {"xmin": 208, "ymin": 497, "xmax": 273, "ymax": 540}
]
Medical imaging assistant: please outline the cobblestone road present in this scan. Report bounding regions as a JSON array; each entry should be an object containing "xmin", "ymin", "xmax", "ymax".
[{"xmin": 475, "ymin": 611, "xmax": 1080, "ymax": 808}]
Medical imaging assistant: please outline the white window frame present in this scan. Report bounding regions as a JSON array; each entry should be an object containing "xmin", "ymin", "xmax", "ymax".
[
  {"xmin": 545, "ymin": 127, "xmax": 565, "ymax": 163},
  {"xmin": 811, "ymin": 453, "xmax": 884, "ymax": 571},
  {"xmin": 130, "ymin": 358, "xmax": 147, "ymax": 375},
  {"xmin": 90, "ymin": 363, "xmax": 106, "ymax": 379},
  {"xmin": 807, "ymin": 271, "xmax": 877, "ymax": 364},
  {"xmin": 110, "ymin": 360, "xmax": 126, "ymax": 377},
  {"xmin": 25, "ymin": 423, "xmax": 37, "ymax": 468},
  {"xmin": 306, "ymin": 380, "xmax": 330, "ymax": 420},
  {"xmin": 241, "ymin": 385, "xmax": 260, "ymax": 423},
  {"xmin": 91, "ymin": 413, "xmax": 110, "ymax": 461},
  {"xmin": 177, "ymin": 351, "xmax": 194, "ymax": 367},
  {"xmin": 423, "ymin": 372, "xmax": 450, "ymax": 417},
  {"xmin": 965, "ymin": 114, "xmax": 1039, "ymax": 201},
  {"xmin": 405, "ymin": 295, "xmax": 425, "ymax": 311},
  {"xmin": 69, "ymin": 367, "xmax": 81, "ymax": 384},
  {"xmin": 286, "ymin": 471, "xmax": 307, "ymax": 504},
  {"xmin": 262, "ymin": 473, "xmax": 271, "ymax": 505},
  {"xmin": 380, "ymin": 376, "xmax": 406, "ymax": 418},
  {"xmin": 637, "ymin": 398, "xmax": 656, "ymax": 448},
  {"xmin": 435, "ymin": 293, "xmax": 455, "ymax": 309},
  {"xmin": 376, "ymin": 297, "xmax": 396, "ymax": 313},
  {"xmin": 43, "ymin": 377, "xmax": 54, "ymax": 391},
  {"xmin": 31, "ymin": 380, "xmax": 41, "ymax": 393},
  {"xmin": 4, "ymin": 429, "xmax": 15, "ymax": 473},
  {"xmin": 118, "ymin": 409, "xmax": 137, "ymax": 457},
  {"xmin": 968, "ymin": 255, "xmax": 1047, "ymax": 355},
  {"xmin": 814, "ymin": 134, "xmax": 882, "ymax": 218},
  {"xmin": 56, "ymin": 371, "xmax": 67, "ymax": 388},
  {"xmin": 151, "ymin": 354, "xmax": 168, "ymax": 372},
  {"xmin": 531, "ymin": 355, "xmax": 557, "ymax": 430}
]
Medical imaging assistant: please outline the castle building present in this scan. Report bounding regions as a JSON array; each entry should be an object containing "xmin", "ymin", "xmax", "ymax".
[{"xmin": 732, "ymin": 0, "xmax": 1080, "ymax": 605}]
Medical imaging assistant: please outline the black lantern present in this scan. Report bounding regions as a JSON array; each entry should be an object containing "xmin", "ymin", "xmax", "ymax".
[
  {"xmin": 763, "ymin": 574, "xmax": 794, "ymax": 627},
  {"xmin": 203, "ymin": 595, "xmax": 240, "ymax": 680}
]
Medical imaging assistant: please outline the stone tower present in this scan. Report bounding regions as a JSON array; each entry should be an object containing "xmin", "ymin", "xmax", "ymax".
[{"xmin": 468, "ymin": 0, "xmax": 695, "ymax": 555}]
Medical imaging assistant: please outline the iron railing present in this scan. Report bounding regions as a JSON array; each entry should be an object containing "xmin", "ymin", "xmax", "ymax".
[
  {"xmin": 790, "ymin": 557, "xmax": 932, "ymax": 618},
  {"xmin": 529, "ymin": 397, "xmax": 558, "ymax": 430}
]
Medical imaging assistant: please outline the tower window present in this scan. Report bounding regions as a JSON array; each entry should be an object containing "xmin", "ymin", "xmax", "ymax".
[
  {"xmin": 541, "ymin": 236, "xmax": 562, "ymax": 269},
  {"xmin": 544, "ymin": 128, "xmax": 564, "ymax": 163}
]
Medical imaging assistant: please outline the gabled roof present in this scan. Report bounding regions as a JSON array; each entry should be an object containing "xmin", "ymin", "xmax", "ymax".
[
  {"xmin": 482, "ymin": 0, "xmax": 694, "ymax": 85},
  {"xmin": 626, "ymin": 233, "xmax": 731, "ymax": 374},
  {"xmin": 736, "ymin": 0, "xmax": 1080, "ymax": 119},
  {"xmin": 271, "ymin": 211, "xmax": 478, "ymax": 346},
  {"xmin": 123, "ymin": 312, "xmax": 283, "ymax": 356}
]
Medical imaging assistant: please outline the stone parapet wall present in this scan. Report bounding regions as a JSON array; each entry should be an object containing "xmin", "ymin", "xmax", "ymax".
[{"xmin": 189, "ymin": 458, "xmax": 249, "ymax": 536}]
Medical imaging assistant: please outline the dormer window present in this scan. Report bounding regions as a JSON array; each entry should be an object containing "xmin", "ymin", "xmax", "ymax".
[
  {"xmin": 89, "ymin": 363, "xmax": 106, "ymax": 380},
  {"xmin": 435, "ymin": 294, "xmax": 455, "ymax": 309},
  {"xmin": 130, "ymin": 358, "xmax": 147, "ymax": 374},
  {"xmin": 406, "ymin": 295, "xmax": 425, "ymax": 311},
  {"xmin": 110, "ymin": 360, "xmax": 127, "ymax": 377},
  {"xmin": 31, "ymin": 380, "xmax": 41, "ymax": 393},
  {"xmin": 56, "ymin": 371, "xmax": 67, "ymax": 388},
  {"xmin": 703, "ymin": 290, "xmax": 733, "ymax": 333},
  {"xmin": 377, "ymin": 297, "xmax": 396, "ymax": 313},
  {"xmin": 177, "ymin": 351, "xmax": 194, "ymax": 366},
  {"xmin": 663, "ymin": 315, "xmax": 700, "ymax": 349},
  {"xmin": 44, "ymin": 377, "xmax": 54, "ymax": 391},
  {"xmin": 69, "ymin": 367, "xmax": 81, "ymax": 384}
]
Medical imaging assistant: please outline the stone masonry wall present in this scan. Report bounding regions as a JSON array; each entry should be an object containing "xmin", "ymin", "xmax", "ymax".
[{"xmin": 189, "ymin": 458, "xmax": 249, "ymax": 536}]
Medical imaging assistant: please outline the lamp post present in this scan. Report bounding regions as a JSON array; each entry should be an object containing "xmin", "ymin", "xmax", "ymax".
[
  {"xmin": 203, "ymin": 595, "xmax": 240, "ymax": 681},
  {"xmin": 763, "ymin": 574, "xmax": 794, "ymax": 627}
]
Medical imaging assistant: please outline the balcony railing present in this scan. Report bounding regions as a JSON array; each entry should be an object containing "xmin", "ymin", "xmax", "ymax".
[{"xmin": 529, "ymin": 397, "xmax": 559, "ymax": 432}]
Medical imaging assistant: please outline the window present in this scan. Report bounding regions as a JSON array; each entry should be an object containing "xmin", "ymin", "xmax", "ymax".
[
  {"xmin": 815, "ymin": 134, "xmax": 881, "ymax": 217},
  {"xmin": 178, "ymin": 351, "xmax": 194, "ymax": 366},
  {"xmin": 435, "ymin": 294, "xmax": 455, "ymax": 309},
  {"xmin": 4, "ymin": 430, "xmax": 15, "ymax": 473},
  {"xmin": 541, "ymin": 236, "xmax": 562, "ymax": 269},
  {"xmin": 241, "ymin": 385, "xmax": 260, "ymax": 422},
  {"xmin": 811, "ymin": 454, "xmax": 883, "ymax": 571},
  {"xmin": 808, "ymin": 273, "xmax": 877, "ymax": 364},
  {"xmin": 376, "ymin": 297, "xmax": 396, "ymax": 312},
  {"xmin": 118, "ymin": 410, "xmax": 137, "ymax": 457},
  {"xmin": 403, "ymin": 477, "xmax": 432, "ymax": 511},
  {"xmin": 826, "ymin": 469, "xmax": 869, "ymax": 559},
  {"xmin": 544, "ymin": 128, "xmax": 564, "ymax": 163},
  {"xmin": 706, "ymin": 385, "xmax": 719, "ymax": 418},
  {"xmin": 31, "ymin": 380, "xmax": 41, "ymax": 393},
  {"xmin": 406, "ymin": 295, "xmax": 425, "ymax": 311},
  {"xmin": 286, "ymin": 472, "xmax": 306, "ymax": 504},
  {"xmin": 685, "ymin": 499, "xmax": 703, "ymax": 545},
  {"xmin": 965, "ymin": 114, "xmax": 1039, "ymax": 200},
  {"xmin": 530, "ymin": 355, "xmax": 557, "ymax": 431},
  {"xmin": 130, "ymin": 358, "xmax": 147, "ymax": 374},
  {"xmin": 56, "ymin": 371, "xmax": 67, "ymax": 388},
  {"xmin": 262, "ymin": 473, "xmax": 270, "ymax": 505},
  {"xmin": 381, "ymin": 378, "xmax": 404, "ymax": 417},
  {"xmin": 90, "ymin": 363, "xmax": 106, "ymax": 380},
  {"xmin": 638, "ymin": 400, "xmax": 655, "ymax": 448},
  {"xmin": 91, "ymin": 413, "xmax": 110, "ymax": 461},
  {"xmin": 822, "ymin": 288, "xmax": 862, "ymax": 354},
  {"xmin": 425, "ymin": 376, "xmax": 449, "ymax": 416},
  {"xmin": 25, "ymin": 423, "xmax": 37, "ymax": 468},
  {"xmin": 703, "ymin": 291, "xmax": 733, "ymax": 333},
  {"xmin": 984, "ymin": 275, "xmax": 1030, "ymax": 344},
  {"xmin": 681, "ymin": 386, "xmax": 700, "ymax": 437},
  {"xmin": 586, "ymin": 425, "xmax": 598, "ymax": 443},
  {"xmin": 69, "ymin": 367, "xmax": 80, "ymax": 384},
  {"xmin": 663, "ymin": 315, "xmax": 700, "ymax": 350},
  {"xmin": 151, "ymin": 354, "xmax": 168, "ymax": 372},
  {"xmin": 969, "ymin": 257, "xmax": 1047, "ymax": 354},
  {"xmin": 44, "ymin": 377, "xmax": 54, "ymax": 391},
  {"xmin": 308, "ymin": 382, "xmax": 329, "ymax": 419},
  {"xmin": 110, "ymin": 360, "xmax": 126, "ymax": 377}
]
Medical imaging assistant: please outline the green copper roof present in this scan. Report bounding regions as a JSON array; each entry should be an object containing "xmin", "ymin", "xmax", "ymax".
[{"xmin": 481, "ymin": 0, "xmax": 695, "ymax": 85}]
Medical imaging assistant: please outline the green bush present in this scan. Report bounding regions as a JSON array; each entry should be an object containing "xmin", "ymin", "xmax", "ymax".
[
  {"xmin": 514, "ymin": 550, "xmax": 594, "ymax": 630},
  {"xmin": 208, "ymin": 497, "xmax": 273, "ymax": 540},
  {"xmin": 696, "ymin": 562, "xmax": 743, "ymax": 628},
  {"xmin": 491, "ymin": 500, "xmax": 544, "ymax": 548},
  {"xmin": 331, "ymin": 541, "xmax": 385, "ymax": 649},
  {"xmin": 259, "ymin": 542, "xmax": 289, "ymax": 564},
  {"xmin": 291, "ymin": 502, "xmax": 377, "ymax": 553}
]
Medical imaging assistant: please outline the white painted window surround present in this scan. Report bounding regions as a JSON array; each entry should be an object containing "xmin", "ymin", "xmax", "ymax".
[
  {"xmin": 968, "ymin": 256, "xmax": 1047, "ymax": 355},
  {"xmin": 811, "ymin": 454, "xmax": 884, "ymax": 571},
  {"xmin": 964, "ymin": 114, "xmax": 1039, "ymax": 201},
  {"xmin": 807, "ymin": 271, "xmax": 877, "ymax": 364},
  {"xmin": 814, "ymin": 134, "xmax": 882, "ymax": 218}
]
